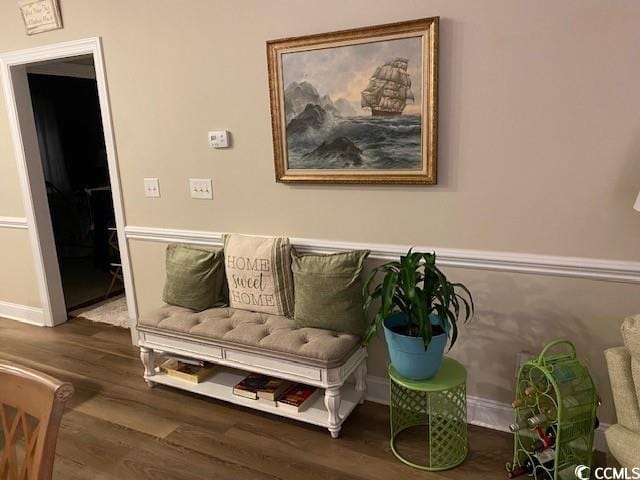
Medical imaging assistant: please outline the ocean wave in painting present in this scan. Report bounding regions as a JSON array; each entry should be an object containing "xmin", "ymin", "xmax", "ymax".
[{"xmin": 287, "ymin": 114, "xmax": 422, "ymax": 170}]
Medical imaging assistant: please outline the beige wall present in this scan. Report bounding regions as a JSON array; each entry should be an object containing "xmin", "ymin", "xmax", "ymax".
[
  {"xmin": 0, "ymin": 94, "xmax": 25, "ymax": 218},
  {"xmin": 0, "ymin": 229, "xmax": 39, "ymax": 307},
  {"xmin": 1, "ymin": 0, "xmax": 640, "ymax": 423},
  {"xmin": 4, "ymin": 0, "xmax": 639, "ymax": 258}
]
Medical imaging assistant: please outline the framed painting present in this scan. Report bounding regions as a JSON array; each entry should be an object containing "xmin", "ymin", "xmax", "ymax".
[
  {"xmin": 18, "ymin": 0, "xmax": 63, "ymax": 35},
  {"xmin": 267, "ymin": 17, "xmax": 438, "ymax": 185}
]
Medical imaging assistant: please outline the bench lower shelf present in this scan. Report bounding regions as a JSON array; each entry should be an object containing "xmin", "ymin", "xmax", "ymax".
[{"xmin": 146, "ymin": 366, "xmax": 364, "ymax": 429}]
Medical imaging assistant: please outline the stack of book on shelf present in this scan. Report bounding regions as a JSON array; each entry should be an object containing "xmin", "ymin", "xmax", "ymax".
[
  {"xmin": 160, "ymin": 355, "xmax": 216, "ymax": 384},
  {"xmin": 277, "ymin": 383, "xmax": 322, "ymax": 413},
  {"xmin": 233, "ymin": 373, "xmax": 321, "ymax": 412}
]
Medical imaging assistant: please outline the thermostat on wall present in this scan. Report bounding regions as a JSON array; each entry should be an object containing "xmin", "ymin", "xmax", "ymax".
[{"xmin": 208, "ymin": 130, "xmax": 230, "ymax": 148}]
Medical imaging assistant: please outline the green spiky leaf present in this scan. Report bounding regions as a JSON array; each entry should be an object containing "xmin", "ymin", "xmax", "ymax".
[{"xmin": 362, "ymin": 248, "xmax": 474, "ymax": 351}]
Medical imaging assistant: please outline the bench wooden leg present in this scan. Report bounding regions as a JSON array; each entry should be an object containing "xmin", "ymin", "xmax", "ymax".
[
  {"xmin": 354, "ymin": 361, "xmax": 367, "ymax": 404},
  {"xmin": 324, "ymin": 386, "xmax": 342, "ymax": 438},
  {"xmin": 140, "ymin": 347, "xmax": 155, "ymax": 388}
]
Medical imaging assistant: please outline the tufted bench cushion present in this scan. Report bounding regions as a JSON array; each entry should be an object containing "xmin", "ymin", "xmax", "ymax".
[{"xmin": 138, "ymin": 305, "xmax": 361, "ymax": 367}]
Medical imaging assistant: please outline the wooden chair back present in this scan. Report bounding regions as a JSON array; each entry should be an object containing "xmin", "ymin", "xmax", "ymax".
[{"xmin": 0, "ymin": 362, "xmax": 73, "ymax": 480}]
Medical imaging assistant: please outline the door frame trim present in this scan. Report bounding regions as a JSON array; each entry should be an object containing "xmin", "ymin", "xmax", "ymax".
[{"xmin": 0, "ymin": 37, "xmax": 137, "ymax": 331}]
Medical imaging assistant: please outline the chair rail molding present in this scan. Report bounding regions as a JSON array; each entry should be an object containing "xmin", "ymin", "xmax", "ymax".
[
  {"xmin": 124, "ymin": 225, "xmax": 640, "ymax": 283},
  {"xmin": 0, "ymin": 216, "xmax": 28, "ymax": 229}
]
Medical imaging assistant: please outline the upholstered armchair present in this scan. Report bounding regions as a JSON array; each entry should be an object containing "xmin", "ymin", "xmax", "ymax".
[{"xmin": 604, "ymin": 315, "xmax": 640, "ymax": 467}]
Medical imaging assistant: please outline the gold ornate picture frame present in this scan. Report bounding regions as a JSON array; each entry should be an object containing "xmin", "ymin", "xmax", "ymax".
[{"xmin": 267, "ymin": 17, "xmax": 438, "ymax": 185}]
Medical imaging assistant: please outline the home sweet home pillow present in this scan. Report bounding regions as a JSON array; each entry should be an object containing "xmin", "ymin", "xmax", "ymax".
[{"xmin": 223, "ymin": 234, "xmax": 294, "ymax": 317}]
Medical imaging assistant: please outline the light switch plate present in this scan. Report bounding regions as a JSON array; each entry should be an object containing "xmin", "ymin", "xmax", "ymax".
[
  {"xmin": 208, "ymin": 130, "xmax": 230, "ymax": 148},
  {"xmin": 189, "ymin": 178, "xmax": 213, "ymax": 199},
  {"xmin": 143, "ymin": 178, "xmax": 160, "ymax": 198}
]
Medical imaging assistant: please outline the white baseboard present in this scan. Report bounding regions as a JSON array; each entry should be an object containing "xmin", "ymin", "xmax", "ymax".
[
  {"xmin": 0, "ymin": 301, "xmax": 44, "ymax": 326},
  {"xmin": 365, "ymin": 374, "xmax": 609, "ymax": 452},
  {"xmin": 364, "ymin": 374, "xmax": 390, "ymax": 405}
]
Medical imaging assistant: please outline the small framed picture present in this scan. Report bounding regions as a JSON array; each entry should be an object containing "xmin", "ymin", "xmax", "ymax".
[
  {"xmin": 267, "ymin": 17, "xmax": 438, "ymax": 184},
  {"xmin": 18, "ymin": 0, "xmax": 63, "ymax": 36}
]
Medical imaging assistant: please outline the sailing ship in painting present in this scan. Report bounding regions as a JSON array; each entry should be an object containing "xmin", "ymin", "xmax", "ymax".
[{"xmin": 361, "ymin": 58, "xmax": 415, "ymax": 116}]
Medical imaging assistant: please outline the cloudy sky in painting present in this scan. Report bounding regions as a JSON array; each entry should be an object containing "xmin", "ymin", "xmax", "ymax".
[{"xmin": 282, "ymin": 36, "xmax": 423, "ymax": 115}]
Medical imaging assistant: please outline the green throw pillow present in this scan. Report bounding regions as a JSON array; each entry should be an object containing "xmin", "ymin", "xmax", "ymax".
[
  {"xmin": 291, "ymin": 249, "xmax": 370, "ymax": 336},
  {"xmin": 162, "ymin": 244, "xmax": 226, "ymax": 312}
]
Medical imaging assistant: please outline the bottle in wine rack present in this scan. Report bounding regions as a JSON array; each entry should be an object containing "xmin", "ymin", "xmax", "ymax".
[
  {"xmin": 507, "ymin": 460, "xmax": 534, "ymax": 478},
  {"xmin": 507, "ymin": 450, "xmax": 555, "ymax": 478},
  {"xmin": 509, "ymin": 413, "xmax": 549, "ymax": 433},
  {"xmin": 522, "ymin": 379, "xmax": 551, "ymax": 397},
  {"xmin": 537, "ymin": 395, "xmax": 558, "ymax": 422},
  {"xmin": 531, "ymin": 427, "xmax": 556, "ymax": 452}
]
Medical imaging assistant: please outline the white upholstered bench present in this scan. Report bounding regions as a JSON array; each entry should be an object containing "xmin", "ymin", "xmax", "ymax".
[{"xmin": 137, "ymin": 304, "xmax": 368, "ymax": 438}]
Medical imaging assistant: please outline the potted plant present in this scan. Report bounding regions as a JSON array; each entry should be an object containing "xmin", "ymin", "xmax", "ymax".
[{"xmin": 362, "ymin": 249, "xmax": 474, "ymax": 380}]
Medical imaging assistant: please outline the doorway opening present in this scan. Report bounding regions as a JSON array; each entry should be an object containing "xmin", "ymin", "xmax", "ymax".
[
  {"xmin": 26, "ymin": 56, "xmax": 127, "ymax": 326},
  {"xmin": 0, "ymin": 38, "xmax": 136, "ymax": 335}
]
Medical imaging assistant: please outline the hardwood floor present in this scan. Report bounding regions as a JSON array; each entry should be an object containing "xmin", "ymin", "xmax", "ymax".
[{"xmin": 0, "ymin": 317, "xmax": 546, "ymax": 479}]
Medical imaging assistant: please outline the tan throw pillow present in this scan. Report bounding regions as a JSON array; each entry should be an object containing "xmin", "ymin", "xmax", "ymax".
[{"xmin": 223, "ymin": 234, "xmax": 294, "ymax": 317}]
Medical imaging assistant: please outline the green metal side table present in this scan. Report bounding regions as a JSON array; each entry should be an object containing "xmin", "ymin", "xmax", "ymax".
[{"xmin": 389, "ymin": 357, "xmax": 468, "ymax": 471}]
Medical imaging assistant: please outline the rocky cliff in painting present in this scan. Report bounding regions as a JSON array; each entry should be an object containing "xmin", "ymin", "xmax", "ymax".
[
  {"xmin": 284, "ymin": 81, "xmax": 320, "ymax": 121},
  {"xmin": 319, "ymin": 95, "xmax": 338, "ymax": 115},
  {"xmin": 286, "ymin": 104, "xmax": 329, "ymax": 136},
  {"xmin": 284, "ymin": 81, "xmax": 356, "ymax": 121},
  {"xmin": 334, "ymin": 98, "xmax": 358, "ymax": 117},
  {"xmin": 301, "ymin": 136, "xmax": 363, "ymax": 168}
]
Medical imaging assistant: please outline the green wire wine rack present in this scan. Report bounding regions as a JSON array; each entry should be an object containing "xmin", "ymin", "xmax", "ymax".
[{"xmin": 507, "ymin": 340, "xmax": 599, "ymax": 479}]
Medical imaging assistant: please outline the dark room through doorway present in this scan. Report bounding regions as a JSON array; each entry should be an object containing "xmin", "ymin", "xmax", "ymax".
[{"xmin": 26, "ymin": 55, "xmax": 127, "ymax": 327}]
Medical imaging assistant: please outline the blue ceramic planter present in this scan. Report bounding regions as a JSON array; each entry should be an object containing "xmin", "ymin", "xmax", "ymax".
[{"xmin": 383, "ymin": 312, "xmax": 448, "ymax": 380}]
